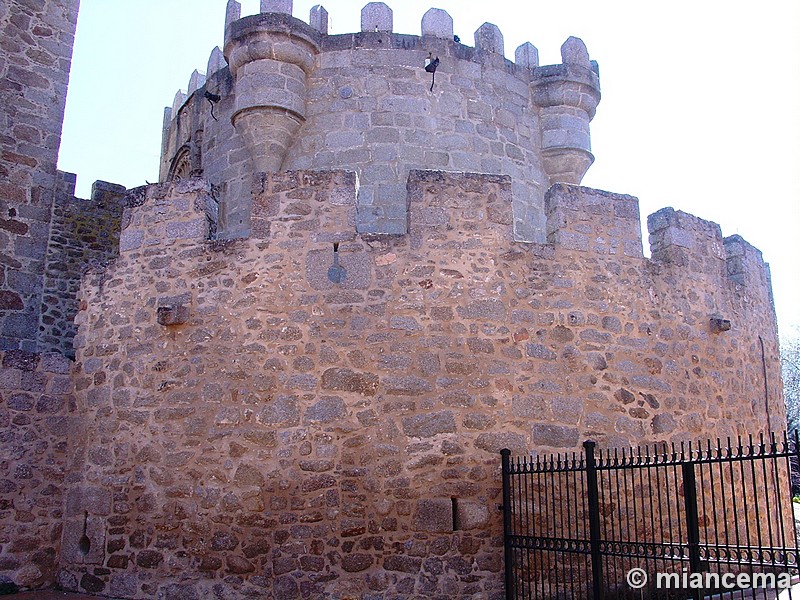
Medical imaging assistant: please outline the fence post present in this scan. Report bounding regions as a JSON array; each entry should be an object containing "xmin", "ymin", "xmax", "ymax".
[
  {"xmin": 682, "ymin": 461, "xmax": 703, "ymax": 600},
  {"xmin": 501, "ymin": 448, "xmax": 515, "ymax": 600},
  {"xmin": 583, "ymin": 440, "xmax": 604, "ymax": 600}
]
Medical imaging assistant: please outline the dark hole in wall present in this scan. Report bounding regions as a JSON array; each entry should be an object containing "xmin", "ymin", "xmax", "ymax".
[{"xmin": 78, "ymin": 511, "xmax": 91, "ymax": 556}]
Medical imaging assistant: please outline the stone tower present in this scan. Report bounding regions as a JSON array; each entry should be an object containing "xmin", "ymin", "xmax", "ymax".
[
  {"xmin": 161, "ymin": 1, "xmax": 600, "ymax": 241},
  {"xmin": 0, "ymin": 0, "xmax": 80, "ymax": 351},
  {"xmin": 0, "ymin": 2, "xmax": 786, "ymax": 598}
]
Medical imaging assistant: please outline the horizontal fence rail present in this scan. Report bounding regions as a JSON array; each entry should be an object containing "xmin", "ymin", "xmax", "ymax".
[{"xmin": 501, "ymin": 432, "xmax": 800, "ymax": 600}]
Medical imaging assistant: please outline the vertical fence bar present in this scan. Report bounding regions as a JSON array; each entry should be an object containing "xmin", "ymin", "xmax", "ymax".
[
  {"xmin": 501, "ymin": 449, "xmax": 515, "ymax": 600},
  {"xmin": 584, "ymin": 441, "xmax": 604, "ymax": 600},
  {"xmin": 682, "ymin": 460, "xmax": 703, "ymax": 600}
]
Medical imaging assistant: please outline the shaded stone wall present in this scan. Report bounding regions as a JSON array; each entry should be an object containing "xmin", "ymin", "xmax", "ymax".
[
  {"xmin": 56, "ymin": 171, "xmax": 782, "ymax": 598},
  {"xmin": 0, "ymin": 0, "xmax": 80, "ymax": 351},
  {"xmin": 0, "ymin": 350, "xmax": 75, "ymax": 591},
  {"xmin": 39, "ymin": 176, "xmax": 126, "ymax": 357}
]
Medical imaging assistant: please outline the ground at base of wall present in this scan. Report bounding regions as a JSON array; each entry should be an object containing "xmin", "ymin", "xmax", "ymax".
[{"xmin": 4, "ymin": 592, "xmax": 100, "ymax": 600}]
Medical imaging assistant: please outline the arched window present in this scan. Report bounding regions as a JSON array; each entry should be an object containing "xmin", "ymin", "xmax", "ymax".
[{"xmin": 168, "ymin": 146, "xmax": 192, "ymax": 181}]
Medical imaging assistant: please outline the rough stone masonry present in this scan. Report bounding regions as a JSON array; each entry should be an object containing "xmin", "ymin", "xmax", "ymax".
[{"xmin": 0, "ymin": 1, "xmax": 786, "ymax": 599}]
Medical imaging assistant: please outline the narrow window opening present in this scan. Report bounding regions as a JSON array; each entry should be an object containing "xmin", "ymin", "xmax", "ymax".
[{"xmin": 451, "ymin": 497, "xmax": 460, "ymax": 531}]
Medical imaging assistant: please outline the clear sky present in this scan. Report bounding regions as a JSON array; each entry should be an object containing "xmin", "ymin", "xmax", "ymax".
[{"xmin": 58, "ymin": 0, "xmax": 800, "ymax": 337}]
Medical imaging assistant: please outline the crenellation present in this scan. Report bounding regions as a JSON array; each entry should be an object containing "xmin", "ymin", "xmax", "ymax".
[
  {"xmin": 170, "ymin": 89, "xmax": 187, "ymax": 118},
  {"xmin": 532, "ymin": 39, "xmax": 601, "ymax": 187},
  {"xmin": 261, "ymin": 0, "xmax": 293, "ymax": 15},
  {"xmin": 161, "ymin": 106, "xmax": 172, "ymax": 129},
  {"xmin": 647, "ymin": 207, "xmax": 726, "ymax": 276},
  {"xmin": 224, "ymin": 0, "xmax": 241, "ymax": 38},
  {"xmin": 421, "ymin": 8, "xmax": 453, "ymax": 39},
  {"xmin": 545, "ymin": 183, "xmax": 642, "ymax": 257},
  {"xmin": 309, "ymin": 4, "xmax": 329, "ymax": 34},
  {"xmin": 515, "ymin": 41, "xmax": 539, "ymax": 69},
  {"xmin": 187, "ymin": 69, "xmax": 206, "ymax": 95},
  {"xmin": 118, "ymin": 178, "xmax": 216, "ymax": 255},
  {"xmin": 168, "ymin": 8, "xmax": 612, "ymax": 242},
  {"xmin": 561, "ymin": 35, "xmax": 591, "ymax": 67},
  {"xmin": 724, "ymin": 234, "xmax": 772, "ymax": 292},
  {"xmin": 361, "ymin": 2, "xmax": 393, "ymax": 33},
  {"xmin": 206, "ymin": 46, "xmax": 226, "ymax": 77},
  {"xmin": 474, "ymin": 22, "xmax": 504, "ymax": 56}
]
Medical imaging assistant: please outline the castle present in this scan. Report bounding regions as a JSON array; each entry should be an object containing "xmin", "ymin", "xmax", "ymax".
[{"xmin": 0, "ymin": 1, "xmax": 785, "ymax": 598}]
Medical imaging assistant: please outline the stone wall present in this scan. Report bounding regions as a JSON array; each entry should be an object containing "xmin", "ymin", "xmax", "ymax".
[
  {"xmin": 39, "ymin": 176, "xmax": 126, "ymax": 358},
  {"xmin": 0, "ymin": 349, "xmax": 75, "ymax": 592},
  {"xmin": 56, "ymin": 170, "xmax": 783, "ymax": 598},
  {"xmin": 161, "ymin": 7, "xmax": 600, "ymax": 243},
  {"xmin": 0, "ymin": 0, "xmax": 80, "ymax": 351}
]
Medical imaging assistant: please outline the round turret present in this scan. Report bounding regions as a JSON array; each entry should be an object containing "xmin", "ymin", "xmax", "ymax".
[{"xmin": 223, "ymin": 1, "xmax": 320, "ymax": 173}]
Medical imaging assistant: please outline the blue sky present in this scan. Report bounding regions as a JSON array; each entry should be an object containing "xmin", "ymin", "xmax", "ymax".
[{"xmin": 58, "ymin": 1, "xmax": 800, "ymax": 336}]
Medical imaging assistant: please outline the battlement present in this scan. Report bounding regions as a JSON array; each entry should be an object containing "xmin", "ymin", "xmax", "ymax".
[
  {"xmin": 160, "ymin": 2, "xmax": 602, "ymax": 243},
  {"xmin": 1, "ymin": 4, "xmax": 786, "ymax": 598},
  {"xmin": 56, "ymin": 171, "xmax": 782, "ymax": 597},
  {"xmin": 117, "ymin": 171, "xmax": 772, "ymax": 301}
]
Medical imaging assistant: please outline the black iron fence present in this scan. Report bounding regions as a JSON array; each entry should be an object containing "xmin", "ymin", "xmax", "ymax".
[{"xmin": 501, "ymin": 432, "xmax": 800, "ymax": 599}]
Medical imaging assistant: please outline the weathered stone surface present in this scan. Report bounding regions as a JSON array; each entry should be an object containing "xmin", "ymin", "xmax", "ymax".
[
  {"xmin": 226, "ymin": 0, "xmax": 242, "ymax": 31},
  {"xmin": 515, "ymin": 42, "xmax": 539, "ymax": 68},
  {"xmin": 321, "ymin": 368, "xmax": 379, "ymax": 396},
  {"xmin": 384, "ymin": 375, "xmax": 433, "ymax": 396},
  {"xmin": 226, "ymin": 555, "xmax": 255, "ymax": 574},
  {"xmin": 531, "ymin": 423, "xmax": 580, "ymax": 448},
  {"xmin": 342, "ymin": 553, "xmax": 373, "ymax": 572},
  {"xmin": 421, "ymin": 8, "xmax": 453, "ymax": 39},
  {"xmin": 561, "ymin": 35, "xmax": 591, "ymax": 66},
  {"xmin": 402, "ymin": 411, "xmax": 456, "ymax": 438},
  {"xmin": 474, "ymin": 22, "xmax": 504, "ymax": 55},
  {"xmin": 309, "ymin": 5, "xmax": 329, "ymax": 34},
  {"xmin": 455, "ymin": 500, "xmax": 489, "ymax": 530},
  {"xmin": 3, "ymin": 350, "xmax": 40, "ymax": 371},
  {"xmin": 257, "ymin": 395, "xmax": 300, "ymax": 426},
  {"xmin": 1, "ymin": 6, "xmax": 779, "ymax": 593},
  {"xmin": 475, "ymin": 432, "xmax": 527, "ymax": 454},
  {"xmin": 413, "ymin": 499, "xmax": 453, "ymax": 533},
  {"xmin": 361, "ymin": 2, "xmax": 393, "ymax": 32},
  {"xmin": 261, "ymin": 0, "xmax": 292, "ymax": 14},
  {"xmin": 136, "ymin": 550, "xmax": 164, "ymax": 568},
  {"xmin": 384, "ymin": 555, "xmax": 422, "ymax": 573},
  {"xmin": 305, "ymin": 396, "xmax": 346, "ymax": 423},
  {"xmin": 651, "ymin": 412, "xmax": 677, "ymax": 434},
  {"xmin": 207, "ymin": 46, "xmax": 226, "ymax": 77}
]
